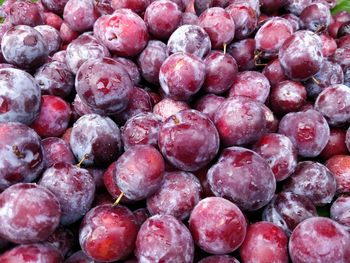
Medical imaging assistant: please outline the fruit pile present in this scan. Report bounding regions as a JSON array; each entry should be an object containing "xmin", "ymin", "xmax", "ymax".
[{"xmin": 0, "ymin": 0, "xmax": 350, "ymax": 262}]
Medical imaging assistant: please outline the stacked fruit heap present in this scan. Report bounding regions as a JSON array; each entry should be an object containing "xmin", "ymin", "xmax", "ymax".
[{"xmin": 1, "ymin": 0, "xmax": 350, "ymax": 262}]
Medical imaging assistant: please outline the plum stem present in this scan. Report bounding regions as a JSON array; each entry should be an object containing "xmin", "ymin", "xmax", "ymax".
[
  {"xmin": 107, "ymin": 34, "xmax": 118, "ymax": 41},
  {"xmin": 12, "ymin": 145, "xmax": 24, "ymax": 159},
  {"xmin": 172, "ymin": 115, "xmax": 180, "ymax": 125},
  {"xmin": 254, "ymin": 51, "xmax": 267, "ymax": 67},
  {"xmin": 315, "ymin": 25, "xmax": 326, "ymax": 34},
  {"xmin": 76, "ymin": 154, "xmax": 89, "ymax": 168},
  {"xmin": 311, "ymin": 76, "xmax": 321, "ymax": 85},
  {"xmin": 112, "ymin": 192, "xmax": 124, "ymax": 207},
  {"xmin": 223, "ymin": 44, "xmax": 227, "ymax": 55}
]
